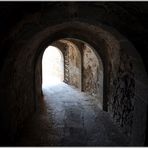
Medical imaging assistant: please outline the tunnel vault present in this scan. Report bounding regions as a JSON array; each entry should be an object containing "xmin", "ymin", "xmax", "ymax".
[
  {"xmin": 28, "ymin": 22, "xmax": 148, "ymax": 146},
  {"xmin": 0, "ymin": 5, "xmax": 148, "ymax": 146}
]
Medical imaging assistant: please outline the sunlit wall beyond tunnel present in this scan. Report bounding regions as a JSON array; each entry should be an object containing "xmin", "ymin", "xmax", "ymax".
[{"xmin": 42, "ymin": 46, "xmax": 64, "ymax": 87}]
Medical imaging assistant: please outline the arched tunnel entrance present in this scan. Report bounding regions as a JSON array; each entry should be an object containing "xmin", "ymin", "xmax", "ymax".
[
  {"xmin": 10, "ymin": 22, "xmax": 148, "ymax": 146},
  {"xmin": 0, "ymin": 7, "xmax": 148, "ymax": 145},
  {"xmin": 42, "ymin": 38, "xmax": 104, "ymax": 110},
  {"xmin": 32, "ymin": 39, "xmax": 127, "ymax": 146},
  {"xmin": 37, "ymin": 38, "xmax": 106, "ymax": 146}
]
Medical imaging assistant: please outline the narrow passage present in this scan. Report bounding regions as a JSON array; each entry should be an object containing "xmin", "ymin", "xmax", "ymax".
[{"xmin": 16, "ymin": 82, "xmax": 128, "ymax": 146}]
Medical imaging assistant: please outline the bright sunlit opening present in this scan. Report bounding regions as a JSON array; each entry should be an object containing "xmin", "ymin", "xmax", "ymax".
[{"xmin": 42, "ymin": 46, "xmax": 64, "ymax": 87}]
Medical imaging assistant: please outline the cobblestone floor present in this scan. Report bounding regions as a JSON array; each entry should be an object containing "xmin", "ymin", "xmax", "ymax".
[{"xmin": 16, "ymin": 82, "xmax": 129, "ymax": 146}]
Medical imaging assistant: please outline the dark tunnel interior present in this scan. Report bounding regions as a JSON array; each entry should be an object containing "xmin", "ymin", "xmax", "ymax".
[{"xmin": 0, "ymin": 1, "xmax": 148, "ymax": 146}]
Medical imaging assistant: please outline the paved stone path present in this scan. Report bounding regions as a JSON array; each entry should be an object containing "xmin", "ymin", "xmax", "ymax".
[{"xmin": 16, "ymin": 82, "xmax": 129, "ymax": 146}]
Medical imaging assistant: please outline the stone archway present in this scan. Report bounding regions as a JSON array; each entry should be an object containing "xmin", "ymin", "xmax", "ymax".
[
  {"xmin": 33, "ymin": 22, "xmax": 148, "ymax": 145},
  {"xmin": 0, "ymin": 14, "xmax": 148, "ymax": 145},
  {"xmin": 41, "ymin": 38, "xmax": 104, "ymax": 110}
]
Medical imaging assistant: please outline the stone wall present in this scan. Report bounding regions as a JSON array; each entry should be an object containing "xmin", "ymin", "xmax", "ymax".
[
  {"xmin": 107, "ymin": 39, "xmax": 148, "ymax": 145},
  {"xmin": 56, "ymin": 39, "xmax": 82, "ymax": 90},
  {"xmin": 108, "ymin": 49, "xmax": 135, "ymax": 138},
  {"xmin": 67, "ymin": 42, "xmax": 81, "ymax": 90},
  {"xmin": 64, "ymin": 45, "xmax": 70, "ymax": 84},
  {"xmin": 0, "ymin": 41, "xmax": 36, "ymax": 145},
  {"xmin": 82, "ymin": 43, "xmax": 103, "ymax": 108}
]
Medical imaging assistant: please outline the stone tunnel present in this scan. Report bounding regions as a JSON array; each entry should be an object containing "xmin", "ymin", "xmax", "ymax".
[{"xmin": 0, "ymin": 2, "xmax": 148, "ymax": 146}]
